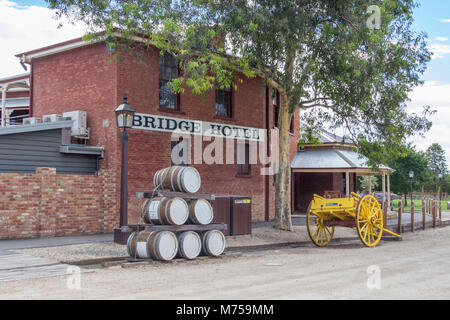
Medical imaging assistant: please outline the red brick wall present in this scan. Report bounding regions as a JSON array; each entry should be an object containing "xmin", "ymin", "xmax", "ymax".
[
  {"xmin": 115, "ymin": 49, "xmax": 295, "ymax": 223},
  {"xmin": 31, "ymin": 42, "xmax": 122, "ymax": 226},
  {"xmin": 0, "ymin": 167, "xmax": 116, "ymax": 239},
  {"xmin": 28, "ymin": 42, "xmax": 301, "ymax": 229}
]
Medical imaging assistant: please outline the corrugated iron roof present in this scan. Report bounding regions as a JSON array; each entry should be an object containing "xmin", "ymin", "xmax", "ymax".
[{"xmin": 291, "ymin": 148, "xmax": 393, "ymax": 172}]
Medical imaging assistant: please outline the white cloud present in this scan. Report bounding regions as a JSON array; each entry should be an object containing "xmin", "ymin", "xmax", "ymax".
[
  {"xmin": 435, "ymin": 37, "xmax": 448, "ymax": 42},
  {"xmin": 0, "ymin": 1, "xmax": 87, "ymax": 78},
  {"xmin": 407, "ymin": 82, "xmax": 450, "ymax": 163},
  {"xmin": 440, "ymin": 19, "xmax": 450, "ymax": 23},
  {"xmin": 428, "ymin": 43, "xmax": 450, "ymax": 59}
]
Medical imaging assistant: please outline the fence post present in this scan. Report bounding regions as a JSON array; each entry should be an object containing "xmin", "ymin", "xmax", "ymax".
[
  {"xmin": 422, "ymin": 198, "xmax": 426, "ymax": 230},
  {"xmin": 433, "ymin": 200, "xmax": 436, "ymax": 228},
  {"xmin": 411, "ymin": 200, "xmax": 415, "ymax": 232},
  {"xmin": 398, "ymin": 199, "xmax": 403, "ymax": 234}
]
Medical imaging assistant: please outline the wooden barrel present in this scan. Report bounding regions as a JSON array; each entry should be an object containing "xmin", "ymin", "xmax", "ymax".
[
  {"xmin": 127, "ymin": 230, "xmax": 178, "ymax": 261},
  {"xmin": 141, "ymin": 199, "xmax": 151, "ymax": 220},
  {"xmin": 154, "ymin": 166, "xmax": 201, "ymax": 193},
  {"xmin": 177, "ymin": 231, "xmax": 202, "ymax": 260},
  {"xmin": 142, "ymin": 196, "xmax": 189, "ymax": 225},
  {"xmin": 153, "ymin": 167, "xmax": 170, "ymax": 189},
  {"xmin": 201, "ymin": 230, "xmax": 226, "ymax": 257},
  {"xmin": 188, "ymin": 199, "xmax": 214, "ymax": 225}
]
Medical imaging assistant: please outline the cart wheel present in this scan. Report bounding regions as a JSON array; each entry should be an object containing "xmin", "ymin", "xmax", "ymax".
[
  {"xmin": 306, "ymin": 202, "xmax": 335, "ymax": 247},
  {"xmin": 356, "ymin": 195, "xmax": 384, "ymax": 247}
]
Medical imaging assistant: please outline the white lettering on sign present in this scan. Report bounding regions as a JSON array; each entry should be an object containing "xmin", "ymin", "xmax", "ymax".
[
  {"xmin": 148, "ymin": 200, "xmax": 160, "ymax": 220},
  {"xmin": 132, "ymin": 113, "xmax": 265, "ymax": 142}
]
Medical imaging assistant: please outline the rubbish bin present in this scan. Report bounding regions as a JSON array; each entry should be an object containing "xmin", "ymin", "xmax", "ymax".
[
  {"xmin": 230, "ymin": 196, "xmax": 252, "ymax": 235},
  {"xmin": 211, "ymin": 196, "xmax": 231, "ymax": 236}
]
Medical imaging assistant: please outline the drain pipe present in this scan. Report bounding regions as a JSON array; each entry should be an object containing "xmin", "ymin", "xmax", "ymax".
[{"xmin": 1, "ymin": 85, "xmax": 8, "ymax": 127}]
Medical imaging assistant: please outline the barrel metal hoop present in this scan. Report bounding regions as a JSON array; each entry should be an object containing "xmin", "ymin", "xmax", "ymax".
[{"xmin": 170, "ymin": 167, "xmax": 177, "ymax": 191}]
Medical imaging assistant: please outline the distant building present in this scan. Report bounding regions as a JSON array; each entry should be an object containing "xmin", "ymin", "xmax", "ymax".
[
  {"xmin": 291, "ymin": 130, "xmax": 394, "ymax": 213},
  {"xmin": 0, "ymin": 73, "xmax": 30, "ymax": 126}
]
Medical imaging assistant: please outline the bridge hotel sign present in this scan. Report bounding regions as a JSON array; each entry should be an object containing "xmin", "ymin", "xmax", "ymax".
[{"xmin": 132, "ymin": 113, "xmax": 265, "ymax": 142}]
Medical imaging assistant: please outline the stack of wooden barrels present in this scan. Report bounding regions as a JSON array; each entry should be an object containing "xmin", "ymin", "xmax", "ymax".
[{"xmin": 126, "ymin": 165, "xmax": 226, "ymax": 262}]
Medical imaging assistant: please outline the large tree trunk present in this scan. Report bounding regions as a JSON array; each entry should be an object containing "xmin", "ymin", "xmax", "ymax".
[{"xmin": 273, "ymin": 96, "xmax": 293, "ymax": 232}]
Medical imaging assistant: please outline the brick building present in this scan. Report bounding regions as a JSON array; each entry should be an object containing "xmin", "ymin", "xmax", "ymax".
[{"xmin": 0, "ymin": 36, "xmax": 300, "ymax": 238}]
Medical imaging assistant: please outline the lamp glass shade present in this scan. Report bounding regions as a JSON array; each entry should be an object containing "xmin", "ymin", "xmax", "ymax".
[
  {"xmin": 439, "ymin": 172, "xmax": 443, "ymax": 179},
  {"xmin": 409, "ymin": 170, "xmax": 414, "ymax": 178},
  {"xmin": 115, "ymin": 97, "xmax": 136, "ymax": 129}
]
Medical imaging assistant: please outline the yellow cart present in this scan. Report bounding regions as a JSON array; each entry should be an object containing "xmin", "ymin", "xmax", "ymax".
[{"xmin": 306, "ymin": 193, "xmax": 401, "ymax": 247}]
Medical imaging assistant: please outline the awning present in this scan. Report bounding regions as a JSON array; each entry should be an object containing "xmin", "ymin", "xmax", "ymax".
[{"xmin": 291, "ymin": 148, "xmax": 394, "ymax": 176}]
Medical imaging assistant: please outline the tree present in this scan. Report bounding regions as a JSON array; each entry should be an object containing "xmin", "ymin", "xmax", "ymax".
[
  {"xmin": 385, "ymin": 144, "xmax": 428, "ymax": 194},
  {"xmin": 425, "ymin": 143, "xmax": 448, "ymax": 193},
  {"xmin": 48, "ymin": 0, "xmax": 433, "ymax": 231},
  {"xmin": 358, "ymin": 176, "xmax": 378, "ymax": 194}
]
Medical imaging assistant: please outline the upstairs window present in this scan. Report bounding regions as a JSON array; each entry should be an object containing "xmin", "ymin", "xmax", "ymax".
[
  {"xmin": 215, "ymin": 85, "xmax": 232, "ymax": 118},
  {"xmin": 237, "ymin": 142, "xmax": 251, "ymax": 176},
  {"xmin": 273, "ymin": 89, "xmax": 279, "ymax": 128},
  {"xmin": 159, "ymin": 53, "xmax": 179, "ymax": 110}
]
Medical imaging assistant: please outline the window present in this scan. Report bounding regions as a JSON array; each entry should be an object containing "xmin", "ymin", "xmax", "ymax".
[
  {"xmin": 237, "ymin": 142, "xmax": 251, "ymax": 175},
  {"xmin": 159, "ymin": 53, "xmax": 179, "ymax": 110},
  {"xmin": 215, "ymin": 85, "xmax": 232, "ymax": 117},
  {"xmin": 171, "ymin": 138, "xmax": 189, "ymax": 166},
  {"xmin": 273, "ymin": 89, "xmax": 279, "ymax": 128}
]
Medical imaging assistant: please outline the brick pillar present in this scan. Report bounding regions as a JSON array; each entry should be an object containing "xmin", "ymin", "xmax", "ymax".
[
  {"xmin": 99, "ymin": 168, "xmax": 119, "ymax": 233},
  {"xmin": 36, "ymin": 167, "xmax": 57, "ymax": 237}
]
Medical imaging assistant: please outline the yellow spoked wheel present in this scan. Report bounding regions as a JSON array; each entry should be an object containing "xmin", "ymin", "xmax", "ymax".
[
  {"xmin": 306, "ymin": 203, "xmax": 335, "ymax": 247},
  {"xmin": 356, "ymin": 195, "xmax": 384, "ymax": 247}
]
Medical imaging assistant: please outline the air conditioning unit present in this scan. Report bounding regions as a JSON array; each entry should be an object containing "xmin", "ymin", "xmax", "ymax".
[
  {"xmin": 62, "ymin": 111, "xmax": 88, "ymax": 138},
  {"xmin": 43, "ymin": 114, "xmax": 63, "ymax": 123},
  {"xmin": 23, "ymin": 117, "xmax": 42, "ymax": 125}
]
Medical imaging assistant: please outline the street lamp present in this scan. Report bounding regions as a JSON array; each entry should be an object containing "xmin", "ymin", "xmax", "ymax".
[
  {"xmin": 115, "ymin": 95, "xmax": 136, "ymax": 227},
  {"xmin": 409, "ymin": 170, "xmax": 414, "ymax": 207},
  {"xmin": 439, "ymin": 171, "xmax": 443, "ymax": 206}
]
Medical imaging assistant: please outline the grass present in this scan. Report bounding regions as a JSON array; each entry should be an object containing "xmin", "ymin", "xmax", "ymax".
[{"xmin": 392, "ymin": 199, "xmax": 448, "ymax": 212}]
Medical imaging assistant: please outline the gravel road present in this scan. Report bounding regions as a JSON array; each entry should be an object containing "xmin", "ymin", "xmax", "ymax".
[{"xmin": 1, "ymin": 227, "xmax": 450, "ymax": 299}]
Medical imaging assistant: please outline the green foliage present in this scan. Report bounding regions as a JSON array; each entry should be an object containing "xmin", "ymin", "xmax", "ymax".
[
  {"xmin": 424, "ymin": 143, "xmax": 448, "ymax": 192},
  {"xmin": 385, "ymin": 143, "xmax": 429, "ymax": 194},
  {"xmin": 358, "ymin": 176, "xmax": 378, "ymax": 193}
]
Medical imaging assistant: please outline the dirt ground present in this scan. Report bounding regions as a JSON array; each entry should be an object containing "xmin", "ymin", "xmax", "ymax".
[
  {"xmin": 2, "ymin": 227, "xmax": 450, "ymax": 299},
  {"xmin": 14, "ymin": 226, "xmax": 355, "ymax": 263}
]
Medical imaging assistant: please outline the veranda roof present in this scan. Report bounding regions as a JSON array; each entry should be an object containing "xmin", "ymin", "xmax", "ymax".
[{"xmin": 291, "ymin": 148, "xmax": 394, "ymax": 176}]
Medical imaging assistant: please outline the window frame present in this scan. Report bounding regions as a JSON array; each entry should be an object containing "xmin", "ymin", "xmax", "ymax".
[
  {"xmin": 236, "ymin": 142, "xmax": 251, "ymax": 176},
  {"xmin": 273, "ymin": 89, "xmax": 280, "ymax": 128},
  {"xmin": 215, "ymin": 85, "xmax": 233, "ymax": 118},
  {"xmin": 159, "ymin": 53, "xmax": 180, "ymax": 111}
]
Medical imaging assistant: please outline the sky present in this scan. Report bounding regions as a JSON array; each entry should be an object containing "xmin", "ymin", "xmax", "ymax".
[{"xmin": 0, "ymin": 0, "xmax": 449, "ymax": 163}]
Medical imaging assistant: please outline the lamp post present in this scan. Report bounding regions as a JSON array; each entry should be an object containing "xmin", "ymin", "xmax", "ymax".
[
  {"xmin": 409, "ymin": 170, "xmax": 414, "ymax": 208},
  {"xmin": 438, "ymin": 171, "xmax": 443, "ymax": 206},
  {"xmin": 115, "ymin": 96, "xmax": 136, "ymax": 227}
]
